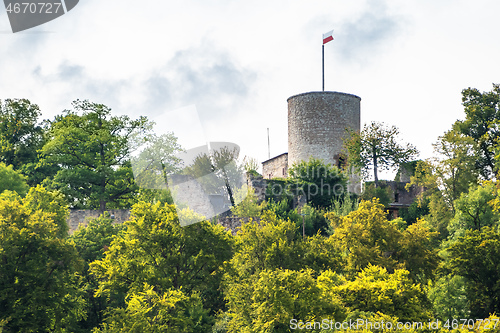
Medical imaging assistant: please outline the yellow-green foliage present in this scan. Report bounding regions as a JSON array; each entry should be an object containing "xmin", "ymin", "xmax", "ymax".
[
  {"xmin": 325, "ymin": 199, "xmax": 440, "ymax": 283},
  {"xmin": 0, "ymin": 162, "xmax": 28, "ymax": 197},
  {"xmin": 0, "ymin": 188, "xmax": 84, "ymax": 332},
  {"xmin": 230, "ymin": 269, "xmax": 345, "ymax": 333},
  {"xmin": 333, "ymin": 265, "xmax": 432, "ymax": 322},
  {"xmin": 326, "ymin": 199, "xmax": 401, "ymax": 273},
  {"xmin": 231, "ymin": 186, "xmax": 266, "ymax": 218},
  {"xmin": 90, "ymin": 201, "xmax": 234, "ymax": 331},
  {"xmin": 93, "ymin": 284, "xmax": 210, "ymax": 333}
]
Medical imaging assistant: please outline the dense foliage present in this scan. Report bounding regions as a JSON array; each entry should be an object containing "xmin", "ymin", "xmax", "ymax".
[{"xmin": 2, "ymin": 88, "xmax": 500, "ymax": 332}]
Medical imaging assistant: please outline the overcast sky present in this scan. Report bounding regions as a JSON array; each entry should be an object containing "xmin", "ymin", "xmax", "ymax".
[{"xmin": 1, "ymin": 0, "xmax": 499, "ymax": 180}]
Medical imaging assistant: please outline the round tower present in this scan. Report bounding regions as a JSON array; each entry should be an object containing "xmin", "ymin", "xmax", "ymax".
[{"xmin": 288, "ymin": 91, "xmax": 361, "ymax": 169}]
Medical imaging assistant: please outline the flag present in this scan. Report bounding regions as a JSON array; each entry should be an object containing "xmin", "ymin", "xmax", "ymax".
[{"xmin": 323, "ymin": 30, "xmax": 334, "ymax": 44}]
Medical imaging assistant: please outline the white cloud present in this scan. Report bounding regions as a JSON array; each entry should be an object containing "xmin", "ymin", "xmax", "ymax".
[{"xmin": 1, "ymin": 0, "xmax": 500, "ymax": 178}]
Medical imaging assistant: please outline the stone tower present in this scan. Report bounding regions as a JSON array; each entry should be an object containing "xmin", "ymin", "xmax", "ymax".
[{"xmin": 288, "ymin": 91, "xmax": 361, "ymax": 168}]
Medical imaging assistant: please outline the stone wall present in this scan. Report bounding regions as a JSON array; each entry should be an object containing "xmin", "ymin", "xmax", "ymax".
[
  {"xmin": 246, "ymin": 172, "xmax": 268, "ymax": 202},
  {"xmin": 262, "ymin": 153, "xmax": 288, "ymax": 179},
  {"xmin": 67, "ymin": 208, "xmax": 257, "ymax": 236},
  {"xmin": 169, "ymin": 174, "xmax": 218, "ymax": 218},
  {"xmin": 388, "ymin": 181, "xmax": 424, "ymax": 206},
  {"xmin": 68, "ymin": 209, "xmax": 131, "ymax": 234},
  {"xmin": 218, "ymin": 216, "xmax": 261, "ymax": 236}
]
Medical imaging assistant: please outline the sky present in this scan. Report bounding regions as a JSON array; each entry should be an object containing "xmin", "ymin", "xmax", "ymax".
[{"xmin": 1, "ymin": 0, "xmax": 500, "ymax": 180}]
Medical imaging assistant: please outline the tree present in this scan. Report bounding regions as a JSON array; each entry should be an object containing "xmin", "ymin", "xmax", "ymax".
[
  {"xmin": 70, "ymin": 214, "xmax": 124, "ymax": 330},
  {"xmin": 131, "ymin": 132, "xmax": 183, "ymax": 191},
  {"xmin": 360, "ymin": 181, "xmax": 393, "ymax": 207},
  {"xmin": 0, "ymin": 162, "xmax": 29, "ymax": 196},
  {"xmin": 453, "ymin": 83, "xmax": 500, "ymax": 179},
  {"xmin": 345, "ymin": 122, "xmax": 418, "ymax": 187},
  {"xmin": 0, "ymin": 190, "xmax": 85, "ymax": 332},
  {"xmin": 242, "ymin": 156, "xmax": 260, "ymax": 175},
  {"xmin": 41, "ymin": 100, "xmax": 152, "ymax": 211},
  {"xmin": 0, "ymin": 99, "xmax": 45, "ymax": 170},
  {"xmin": 326, "ymin": 199, "xmax": 402, "ymax": 274},
  {"xmin": 183, "ymin": 145, "xmax": 244, "ymax": 207},
  {"xmin": 23, "ymin": 185, "xmax": 70, "ymax": 238},
  {"xmin": 94, "ymin": 286, "xmax": 212, "ymax": 333},
  {"xmin": 90, "ymin": 201, "xmax": 234, "ymax": 319},
  {"xmin": 447, "ymin": 227, "xmax": 500, "ymax": 317},
  {"xmin": 224, "ymin": 268, "xmax": 345, "ymax": 332},
  {"xmin": 408, "ymin": 131, "xmax": 479, "ymax": 215},
  {"xmin": 230, "ymin": 187, "xmax": 267, "ymax": 218},
  {"xmin": 396, "ymin": 221, "xmax": 440, "ymax": 283},
  {"xmin": 332, "ymin": 265, "xmax": 431, "ymax": 322},
  {"xmin": 288, "ymin": 157, "xmax": 348, "ymax": 208},
  {"xmin": 427, "ymin": 274, "xmax": 469, "ymax": 321},
  {"xmin": 325, "ymin": 199, "xmax": 440, "ymax": 283},
  {"xmin": 226, "ymin": 211, "xmax": 344, "ymax": 279},
  {"xmin": 448, "ymin": 183, "xmax": 499, "ymax": 237}
]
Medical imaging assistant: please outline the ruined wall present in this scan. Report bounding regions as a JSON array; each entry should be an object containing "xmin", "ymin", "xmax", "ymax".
[
  {"xmin": 218, "ymin": 217, "xmax": 261, "ymax": 236},
  {"xmin": 246, "ymin": 172, "xmax": 268, "ymax": 202},
  {"xmin": 67, "ymin": 208, "xmax": 256, "ymax": 236},
  {"xmin": 388, "ymin": 182, "xmax": 425, "ymax": 206},
  {"xmin": 262, "ymin": 153, "xmax": 288, "ymax": 179},
  {"xmin": 288, "ymin": 91, "xmax": 361, "ymax": 168},
  {"xmin": 169, "ymin": 174, "xmax": 217, "ymax": 217},
  {"xmin": 68, "ymin": 209, "xmax": 131, "ymax": 234}
]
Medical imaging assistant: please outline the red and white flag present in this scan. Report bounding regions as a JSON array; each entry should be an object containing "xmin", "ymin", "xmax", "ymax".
[{"xmin": 323, "ymin": 30, "xmax": 334, "ymax": 44}]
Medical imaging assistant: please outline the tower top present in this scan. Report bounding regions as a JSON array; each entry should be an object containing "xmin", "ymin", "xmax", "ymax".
[{"xmin": 287, "ymin": 91, "xmax": 361, "ymax": 103}]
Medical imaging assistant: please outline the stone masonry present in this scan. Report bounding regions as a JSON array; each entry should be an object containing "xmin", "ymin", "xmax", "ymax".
[
  {"xmin": 262, "ymin": 153, "xmax": 288, "ymax": 179},
  {"xmin": 68, "ymin": 209, "xmax": 131, "ymax": 234},
  {"xmin": 287, "ymin": 91, "xmax": 360, "ymax": 169}
]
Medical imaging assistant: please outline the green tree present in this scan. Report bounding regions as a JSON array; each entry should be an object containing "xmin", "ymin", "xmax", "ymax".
[
  {"xmin": 242, "ymin": 156, "xmax": 260, "ymax": 176},
  {"xmin": 326, "ymin": 200, "xmax": 440, "ymax": 282},
  {"xmin": 0, "ymin": 162, "xmax": 28, "ymax": 196},
  {"xmin": 70, "ymin": 214, "xmax": 124, "ymax": 331},
  {"xmin": 0, "ymin": 99, "xmax": 44, "ymax": 169},
  {"xmin": 345, "ymin": 122, "xmax": 418, "ymax": 187},
  {"xmin": 183, "ymin": 146, "xmax": 244, "ymax": 207},
  {"xmin": 94, "ymin": 286, "xmax": 212, "ymax": 333},
  {"xmin": 131, "ymin": 132, "xmax": 183, "ymax": 191},
  {"xmin": 0, "ymin": 190, "xmax": 85, "ymax": 332},
  {"xmin": 326, "ymin": 200, "xmax": 402, "ymax": 274},
  {"xmin": 408, "ymin": 131, "xmax": 479, "ymax": 218},
  {"xmin": 447, "ymin": 227, "xmax": 500, "ymax": 317},
  {"xmin": 222, "ymin": 212, "xmax": 346, "ymax": 332},
  {"xmin": 360, "ymin": 181, "xmax": 393, "ymax": 207},
  {"xmin": 453, "ymin": 83, "xmax": 500, "ymax": 179},
  {"xmin": 296, "ymin": 204, "xmax": 330, "ymax": 236},
  {"xmin": 447, "ymin": 183, "xmax": 499, "ymax": 239},
  {"xmin": 332, "ymin": 265, "xmax": 431, "ymax": 322},
  {"xmin": 90, "ymin": 201, "xmax": 234, "ymax": 320},
  {"xmin": 398, "ymin": 197, "xmax": 430, "ymax": 225},
  {"xmin": 23, "ymin": 185, "xmax": 70, "ymax": 238},
  {"xmin": 224, "ymin": 268, "xmax": 345, "ymax": 333},
  {"xmin": 329, "ymin": 193, "xmax": 359, "ymax": 217},
  {"xmin": 228, "ymin": 211, "xmax": 343, "ymax": 279},
  {"xmin": 397, "ymin": 221, "xmax": 440, "ymax": 283},
  {"xmin": 41, "ymin": 100, "xmax": 151, "ymax": 211},
  {"xmin": 428, "ymin": 274, "xmax": 469, "ymax": 321},
  {"xmin": 230, "ymin": 187, "xmax": 266, "ymax": 218},
  {"xmin": 288, "ymin": 157, "xmax": 348, "ymax": 208}
]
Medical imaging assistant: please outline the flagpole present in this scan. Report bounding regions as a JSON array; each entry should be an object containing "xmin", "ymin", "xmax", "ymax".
[
  {"xmin": 322, "ymin": 44, "xmax": 325, "ymax": 91},
  {"xmin": 322, "ymin": 29, "xmax": 333, "ymax": 91},
  {"xmin": 267, "ymin": 128, "xmax": 270, "ymax": 160}
]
